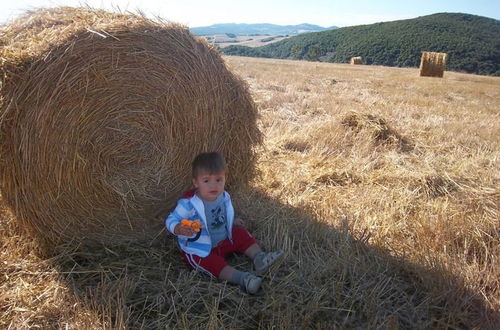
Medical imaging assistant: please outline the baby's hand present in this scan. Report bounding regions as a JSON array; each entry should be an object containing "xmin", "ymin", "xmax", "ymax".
[
  {"xmin": 181, "ymin": 219, "xmax": 203, "ymax": 232},
  {"xmin": 174, "ymin": 223, "xmax": 195, "ymax": 237},
  {"xmin": 234, "ymin": 217, "xmax": 245, "ymax": 227}
]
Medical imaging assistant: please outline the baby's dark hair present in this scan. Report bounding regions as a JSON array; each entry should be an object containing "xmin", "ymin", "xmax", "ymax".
[{"xmin": 192, "ymin": 152, "xmax": 226, "ymax": 178}]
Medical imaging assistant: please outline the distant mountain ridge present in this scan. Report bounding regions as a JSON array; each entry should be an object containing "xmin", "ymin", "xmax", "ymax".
[
  {"xmin": 190, "ymin": 23, "xmax": 337, "ymax": 36},
  {"xmin": 222, "ymin": 13, "xmax": 500, "ymax": 76}
]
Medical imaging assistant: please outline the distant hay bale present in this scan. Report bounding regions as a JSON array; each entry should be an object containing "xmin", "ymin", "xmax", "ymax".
[
  {"xmin": 419, "ymin": 51, "xmax": 447, "ymax": 77},
  {"xmin": 350, "ymin": 57, "xmax": 363, "ymax": 65},
  {"xmin": 0, "ymin": 7, "xmax": 261, "ymax": 244}
]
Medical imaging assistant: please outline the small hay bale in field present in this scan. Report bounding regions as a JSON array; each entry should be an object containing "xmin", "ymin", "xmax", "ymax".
[
  {"xmin": 0, "ymin": 7, "xmax": 261, "ymax": 244},
  {"xmin": 350, "ymin": 57, "xmax": 363, "ymax": 65},
  {"xmin": 419, "ymin": 51, "xmax": 447, "ymax": 77}
]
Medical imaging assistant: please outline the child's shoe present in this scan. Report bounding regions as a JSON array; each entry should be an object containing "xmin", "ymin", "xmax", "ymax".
[
  {"xmin": 240, "ymin": 273, "xmax": 262, "ymax": 294},
  {"xmin": 253, "ymin": 250, "xmax": 284, "ymax": 275}
]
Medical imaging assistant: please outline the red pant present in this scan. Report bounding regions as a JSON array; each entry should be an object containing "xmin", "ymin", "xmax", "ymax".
[{"xmin": 181, "ymin": 226, "xmax": 257, "ymax": 277}]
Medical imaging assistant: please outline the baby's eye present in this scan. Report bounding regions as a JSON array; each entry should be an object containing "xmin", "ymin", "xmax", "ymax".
[{"xmin": 203, "ymin": 180, "xmax": 209, "ymax": 183}]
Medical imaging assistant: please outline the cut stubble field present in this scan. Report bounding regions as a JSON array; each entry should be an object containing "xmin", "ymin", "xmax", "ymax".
[
  {"xmin": 200, "ymin": 34, "xmax": 290, "ymax": 48},
  {"xmin": 1, "ymin": 56, "xmax": 498, "ymax": 328}
]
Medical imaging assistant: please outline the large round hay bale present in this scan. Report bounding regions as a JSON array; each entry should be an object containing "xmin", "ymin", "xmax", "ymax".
[{"xmin": 0, "ymin": 7, "xmax": 261, "ymax": 244}]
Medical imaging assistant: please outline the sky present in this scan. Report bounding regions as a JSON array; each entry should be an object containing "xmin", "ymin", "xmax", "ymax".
[{"xmin": 0, "ymin": 0, "xmax": 499, "ymax": 27}]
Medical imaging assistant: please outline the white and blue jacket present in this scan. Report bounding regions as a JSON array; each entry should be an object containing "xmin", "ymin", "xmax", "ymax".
[{"xmin": 165, "ymin": 191, "xmax": 235, "ymax": 257}]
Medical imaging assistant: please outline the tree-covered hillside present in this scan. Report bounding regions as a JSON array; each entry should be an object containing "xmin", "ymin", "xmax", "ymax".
[{"xmin": 222, "ymin": 13, "xmax": 500, "ymax": 76}]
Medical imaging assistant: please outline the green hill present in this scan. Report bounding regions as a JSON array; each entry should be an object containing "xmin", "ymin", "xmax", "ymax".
[{"xmin": 222, "ymin": 13, "xmax": 500, "ymax": 76}]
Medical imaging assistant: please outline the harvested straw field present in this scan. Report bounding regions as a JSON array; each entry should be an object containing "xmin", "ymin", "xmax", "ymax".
[
  {"xmin": 419, "ymin": 51, "xmax": 447, "ymax": 77},
  {"xmin": 0, "ymin": 8, "xmax": 260, "ymax": 244},
  {"xmin": 1, "ymin": 35, "xmax": 499, "ymax": 329},
  {"xmin": 350, "ymin": 56, "xmax": 363, "ymax": 65}
]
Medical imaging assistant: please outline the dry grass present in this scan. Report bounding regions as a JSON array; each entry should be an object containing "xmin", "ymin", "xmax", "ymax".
[{"xmin": 1, "ymin": 54, "xmax": 499, "ymax": 328}]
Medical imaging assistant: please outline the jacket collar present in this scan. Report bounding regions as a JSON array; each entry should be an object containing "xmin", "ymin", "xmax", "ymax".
[
  {"xmin": 190, "ymin": 193, "xmax": 207, "ymax": 225},
  {"xmin": 190, "ymin": 191, "xmax": 229, "ymax": 223}
]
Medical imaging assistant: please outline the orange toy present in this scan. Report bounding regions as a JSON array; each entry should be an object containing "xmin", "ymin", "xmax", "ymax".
[{"xmin": 180, "ymin": 219, "xmax": 203, "ymax": 232}]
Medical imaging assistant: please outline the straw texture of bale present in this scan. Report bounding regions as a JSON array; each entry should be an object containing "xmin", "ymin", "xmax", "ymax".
[
  {"xmin": 350, "ymin": 56, "xmax": 363, "ymax": 65},
  {"xmin": 0, "ymin": 7, "xmax": 261, "ymax": 244},
  {"xmin": 419, "ymin": 51, "xmax": 447, "ymax": 77}
]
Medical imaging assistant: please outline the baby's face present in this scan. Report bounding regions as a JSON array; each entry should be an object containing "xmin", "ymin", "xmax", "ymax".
[{"xmin": 192, "ymin": 169, "xmax": 226, "ymax": 201}]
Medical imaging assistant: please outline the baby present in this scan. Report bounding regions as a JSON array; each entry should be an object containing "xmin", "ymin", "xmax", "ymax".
[{"xmin": 166, "ymin": 152, "xmax": 283, "ymax": 294}]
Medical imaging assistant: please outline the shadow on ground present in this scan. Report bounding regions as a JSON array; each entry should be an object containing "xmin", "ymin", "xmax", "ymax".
[{"xmin": 40, "ymin": 187, "xmax": 498, "ymax": 328}]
